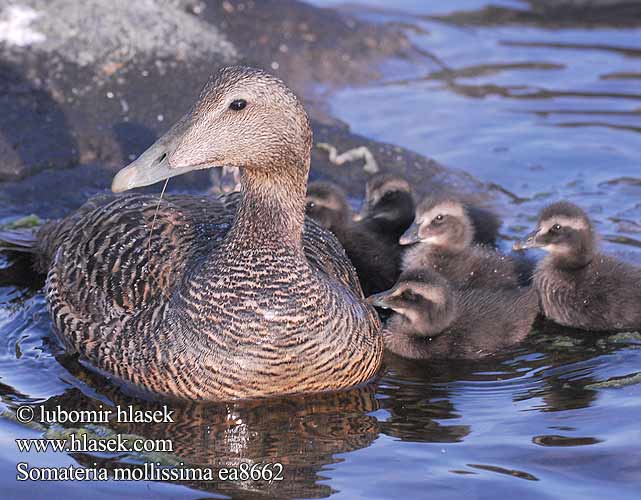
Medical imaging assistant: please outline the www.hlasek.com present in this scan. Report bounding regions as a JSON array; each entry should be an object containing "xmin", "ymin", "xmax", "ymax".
[{"xmin": 13, "ymin": 403, "xmax": 284, "ymax": 483}]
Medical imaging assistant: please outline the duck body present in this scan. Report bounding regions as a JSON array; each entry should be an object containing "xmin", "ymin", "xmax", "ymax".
[
  {"xmin": 401, "ymin": 244, "xmax": 519, "ymax": 290},
  {"xmin": 16, "ymin": 66, "xmax": 383, "ymax": 401},
  {"xmin": 306, "ymin": 182, "xmax": 400, "ymax": 295},
  {"xmin": 534, "ymin": 255, "xmax": 641, "ymax": 332},
  {"xmin": 369, "ymin": 269, "xmax": 538, "ymax": 360},
  {"xmin": 38, "ymin": 192, "xmax": 381, "ymax": 400},
  {"xmin": 515, "ymin": 201, "xmax": 641, "ymax": 332}
]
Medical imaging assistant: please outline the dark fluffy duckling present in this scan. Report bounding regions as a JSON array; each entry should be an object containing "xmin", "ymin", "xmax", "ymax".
[
  {"xmin": 400, "ymin": 197, "xmax": 519, "ymax": 289},
  {"xmin": 359, "ymin": 174, "xmax": 501, "ymax": 247},
  {"xmin": 359, "ymin": 173, "xmax": 415, "ymax": 244},
  {"xmin": 465, "ymin": 204, "xmax": 502, "ymax": 248},
  {"xmin": 368, "ymin": 268, "xmax": 538, "ymax": 360},
  {"xmin": 1, "ymin": 67, "xmax": 383, "ymax": 401},
  {"xmin": 306, "ymin": 181, "xmax": 399, "ymax": 295},
  {"xmin": 514, "ymin": 201, "xmax": 641, "ymax": 332}
]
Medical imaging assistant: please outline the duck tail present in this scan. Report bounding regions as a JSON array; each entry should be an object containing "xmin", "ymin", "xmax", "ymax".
[{"xmin": 0, "ymin": 230, "xmax": 38, "ymax": 254}]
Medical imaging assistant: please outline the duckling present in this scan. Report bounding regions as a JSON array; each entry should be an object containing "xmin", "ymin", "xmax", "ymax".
[
  {"xmin": 367, "ymin": 268, "xmax": 538, "ymax": 360},
  {"xmin": 358, "ymin": 173, "xmax": 415, "ymax": 244},
  {"xmin": 306, "ymin": 181, "xmax": 399, "ymax": 295},
  {"xmin": 400, "ymin": 196, "xmax": 519, "ymax": 289},
  {"xmin": 514, "ymin": 201, "xmax": 641, "ymax": 332},
  {"xmin": 0, "ymin": 66, "xmax": 383, "ymax": 401},
  {"xmin": 359, "ymin": 174, "xmax": 500, "ymax": 247}
]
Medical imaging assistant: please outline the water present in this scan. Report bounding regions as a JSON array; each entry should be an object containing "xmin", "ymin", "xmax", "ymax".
[
  {"xmin": 321, "ymin": 0, "xmax": 641, "ymax": 257},
  {"xmin": 2, "ymin": 1, "xmax": 641, "ymax": 498}
]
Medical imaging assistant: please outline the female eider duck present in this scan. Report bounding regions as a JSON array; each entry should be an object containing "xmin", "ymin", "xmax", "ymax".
[
  {"xmin": 306, "ymin": 181, "xmax": 399, "ymax": 295},
  {"xmin": 368, "ymin": 268, "xmax": 538, "ymax": 360},
  {"xmin": 7, "ymin": 67, "xmax": 383, "ymax": 400},
  {"xmin": 400, "ymin": 196, "xmax": 519, "ymax": 290},
  {"xmin": 514, "ymin": 201, "xmax": 641, "ymax": 332}
]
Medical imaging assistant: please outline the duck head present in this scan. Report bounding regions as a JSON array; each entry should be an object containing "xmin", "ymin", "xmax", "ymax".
[
  {"xmin": 305, "ymin": 182, "xmax": 351, "ymax": 231},
  {"xmin": 359, "ymin": 174, "xmax": 415, "ymax": 234},
  {"xmin": 513, "ymin": 201, "xmax": 596, "ymax": 267},
  {"xmin": 399, "ymin": 197, "xmax": 474, "ymax": 251},
  {"xmin": 367, "ymin": 268, "xmax": 457, "ymax": 337},
  {"xmin": 112, "ymin": 66, "xmax": 312, "ymax": 193}
]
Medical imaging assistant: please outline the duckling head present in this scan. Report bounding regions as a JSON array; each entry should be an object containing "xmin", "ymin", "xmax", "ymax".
[
  {"xmin": 399, "ymin": 197, "xmax": 474, "ymax": 251},
  {"xmin": 305, "ymin": 182, "xmax": 351, "ymax": 231},
  {"xmin": 513, "ymin": 202, "xmax": 596, "ymax": 267},
  {"xmin": 367, "ymin": 268, "xmax": 457, "ymax": 337},
  {"xmin": 359, "ymin": 174, "xmax": 415, "ymax": 231},
  {"xmin": 112, "ymin": 66, "xmax": 312, "ymax": 193}
]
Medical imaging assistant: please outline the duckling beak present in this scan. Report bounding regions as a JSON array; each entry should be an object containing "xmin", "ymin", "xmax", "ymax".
[
  {"xmin": 399, "ymin": 222, "xmax": 420, "ymax": 246},
  {"xmin": 513, "ymin": 229, "xmax": 541, "ymax": 251},
  {"xmin": 366, "ymin": 290, "xmax": 394, "ymax": 309},
  {"xmin": 111, "ymin": 113, "xmax": 212, "ymax": 192}
]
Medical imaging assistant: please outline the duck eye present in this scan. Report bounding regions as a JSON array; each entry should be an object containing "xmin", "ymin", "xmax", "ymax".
[
  {"xmin": 433, "ymin": 214, "xmax": 444, "ymax": 223},
  {"xmin": 306, "ymin": 201, "xmax": 316, "ymax": 210},
  {"xmin": 229, "ymin": 99, "xmax": 247, "ymax": 111},
  {"xmin": 550, "ymin": 223, "xmax": 562, "ymax": 233}
]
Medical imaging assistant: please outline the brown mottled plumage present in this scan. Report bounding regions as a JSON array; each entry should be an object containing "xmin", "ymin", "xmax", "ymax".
[{"xmin": 11, "ymin": 67, "xmax": 383, "ymax": 401}]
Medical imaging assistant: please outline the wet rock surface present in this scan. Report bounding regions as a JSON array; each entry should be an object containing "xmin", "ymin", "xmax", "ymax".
[{"xmin": 0, "ymin": 0, "xmax": 490, "ymax": 221}]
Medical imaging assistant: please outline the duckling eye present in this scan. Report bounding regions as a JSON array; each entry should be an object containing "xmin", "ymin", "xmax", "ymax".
[
  {"xmin": 306, "ymin": 201, "xmax": 316, "ymax": 210},
  {"xmin": 550, "ymin": 223, "xmax": 562, "ymax": 233},
  {"xmin": 229, "ymin": 99, "xmax": 247, "ymax": 111},
  {"xmin": 433, "ymin": 214, "xmax": 444, "ymax": 224}
]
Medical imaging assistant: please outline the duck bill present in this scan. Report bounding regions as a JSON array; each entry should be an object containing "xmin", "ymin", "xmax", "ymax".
[
  {"xmin": 366, "ymin": 290, "xmax": 395, "ymax": 309},
  {"xmin": 399, "ymin": 222, "xmax": 420, "ymax": 246},
  {"xmin": 111, "ymin": 113, "xmax": 213, "ymax": 193},
  {"xmin": 513, "ymin": 230, "xmax": 541, "ymax": 251}
]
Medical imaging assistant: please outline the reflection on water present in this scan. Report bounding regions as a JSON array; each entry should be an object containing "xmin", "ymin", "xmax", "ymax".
[
  {"xmin": 2, "ymin": 1, "xmax": 641, "ymax": 498},
  {"xmin": 25, "ymin": 382, "xmax": 380, "ymax": 499}
]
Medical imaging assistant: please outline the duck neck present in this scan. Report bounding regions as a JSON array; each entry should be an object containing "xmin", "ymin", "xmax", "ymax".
[
  {"xmin": 226, "ymin": 160, "xmax": 309, "ymax": 250},
  {"xmin": 549, "ymin": 246, "xmax": 594, "ymax": 270}
]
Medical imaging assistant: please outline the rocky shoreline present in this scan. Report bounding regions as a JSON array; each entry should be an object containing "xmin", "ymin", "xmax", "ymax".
[{"xmin": 0, "ymin": 0, "xmax": 491, "ymax": 221}]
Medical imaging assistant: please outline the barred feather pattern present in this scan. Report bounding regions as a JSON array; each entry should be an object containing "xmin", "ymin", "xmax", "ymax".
[{"xmin": 40, "ymin": 193, "xmax": 382, "ymax": 400}]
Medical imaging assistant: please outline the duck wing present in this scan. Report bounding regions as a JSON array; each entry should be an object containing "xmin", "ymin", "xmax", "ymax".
[{"xmin": 41, "ymin": 194, "xmax": 234, "ymax": 349}]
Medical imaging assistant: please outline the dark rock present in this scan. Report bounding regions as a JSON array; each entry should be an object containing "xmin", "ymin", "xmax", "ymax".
[{"xmin": 0, "ymin": 0, "xmax": 492, "ymax": 221}]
